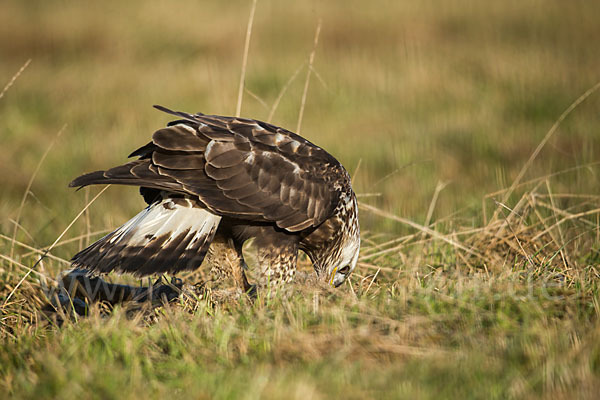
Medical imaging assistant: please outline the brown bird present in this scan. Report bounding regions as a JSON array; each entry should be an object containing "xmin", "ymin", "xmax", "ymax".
[{"xmin": 70, "ymin": 106, "xmax": 360, "ymax": 290}]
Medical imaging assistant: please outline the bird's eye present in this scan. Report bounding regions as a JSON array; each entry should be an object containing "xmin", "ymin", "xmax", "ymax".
[{"xmin": 338, "ymin": 266, "xmax": 350, "ymax": 274}]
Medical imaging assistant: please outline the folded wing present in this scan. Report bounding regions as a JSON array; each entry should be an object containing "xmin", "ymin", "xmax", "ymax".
[{"xmin": 70, "ymin": 105, "xmax": 351, "ymax": 232}]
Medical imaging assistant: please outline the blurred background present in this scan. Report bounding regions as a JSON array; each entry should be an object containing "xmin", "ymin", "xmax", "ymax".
[
  {"xmin": 1, "ymin": 0, "xmax": 600, "ymax": 245},
  {"xmin": 3, "ymin": 2, "xmax": 600, "ymax": 397}
]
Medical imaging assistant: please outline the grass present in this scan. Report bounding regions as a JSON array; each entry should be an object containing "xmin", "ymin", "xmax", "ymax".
[{"xmin": 2, "ymin": 0, "xmax": 600, "ymax": 398}]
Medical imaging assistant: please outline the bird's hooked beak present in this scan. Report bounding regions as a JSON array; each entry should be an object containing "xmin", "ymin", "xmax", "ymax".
[
  {"xmin": 329, "ymin": 266, "xmax": 346, "ymax": 288},
  {"xmin": 329, "ymin": 266, "xmax": 338, "ymax": 286}
]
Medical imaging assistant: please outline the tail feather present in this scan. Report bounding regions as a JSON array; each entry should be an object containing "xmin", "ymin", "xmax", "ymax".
[
  {"xmin": 71, "ymin": 197, "xmax": 221, "ymax": 276},
  {"xmin": 68, "ymin": 160, "xmax": 181, "ymax": 192},
  {"xmin": 69, "ymin": 170, "xmax": 107, "ymax": 188},
  {"xmin": 153, "ymin": 104, "xmax": 203, "ymax": 121}
]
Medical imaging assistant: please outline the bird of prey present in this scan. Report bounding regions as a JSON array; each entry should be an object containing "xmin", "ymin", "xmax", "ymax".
[{"xmin": 70, "ymin": 106, "xmax": 360, "ymax": 290}]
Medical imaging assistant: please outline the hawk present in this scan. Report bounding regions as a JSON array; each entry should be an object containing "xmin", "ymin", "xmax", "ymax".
[{"xmin": 70, "ymin": 106, "xmax": 360, "ymax": 291}]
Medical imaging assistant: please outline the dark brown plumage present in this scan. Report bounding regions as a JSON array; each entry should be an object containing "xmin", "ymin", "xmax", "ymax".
[{"xmin": 70, "ymin": 106, "xmax": 360, "ymax": 289}]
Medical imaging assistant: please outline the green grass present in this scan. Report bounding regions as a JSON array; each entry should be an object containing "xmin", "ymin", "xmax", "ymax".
[{"xmin": 2, "ymin": 0, "xmax": 600, "ymax": 398}]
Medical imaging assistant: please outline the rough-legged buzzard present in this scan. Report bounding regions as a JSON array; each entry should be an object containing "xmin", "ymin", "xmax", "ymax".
[{"xmin": 70, "ymin": 106, "xmax": 360, "ymax": 290}]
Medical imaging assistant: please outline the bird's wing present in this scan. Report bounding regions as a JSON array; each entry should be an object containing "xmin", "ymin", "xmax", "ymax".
[
  {"xmin": 71, "ymin": 197, "xmax": 221, "ymax": 276},
  {"xmin": 70, "ymin": 106, "xmax": 350, "ymax": 232}
]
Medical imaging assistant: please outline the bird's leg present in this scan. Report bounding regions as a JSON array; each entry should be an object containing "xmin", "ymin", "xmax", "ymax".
[
  {"xmin": 205, "ymin": 233, "xmax": 253, "ymax": 293},
  {"xmin": 230, "ymin": 241, "xmax": 254, "ymax": 294}
]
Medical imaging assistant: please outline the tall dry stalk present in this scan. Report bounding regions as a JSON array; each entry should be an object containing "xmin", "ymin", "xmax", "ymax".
[
  {"xmin": 296, "ymin": 19, "xmax": 322, "ymax": 134},
  {"xmin": 0, "ymin": 59, "xmax": 31, "ymax": 101},
  {"xmin": 235, "ymin": 0, "xmax": 258, "ymax": 117}
]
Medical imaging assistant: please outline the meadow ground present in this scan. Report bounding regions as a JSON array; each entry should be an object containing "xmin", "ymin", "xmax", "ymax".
[{"xmin": 2, "ymin": 0, "xmax": 600, "ymax": 398}]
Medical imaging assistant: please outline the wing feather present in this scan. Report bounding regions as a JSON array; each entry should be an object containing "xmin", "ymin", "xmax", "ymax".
[
  {"xmin": 152, "ymin": 151, "xmax": 205, "ymax": 170},
  {"xmin": 71, "ymin": 198, "xmax": 220, "ymax": 276},
  {"xmin": 152, "ymin": 126, "xmax": 208, "ymax": 151}
]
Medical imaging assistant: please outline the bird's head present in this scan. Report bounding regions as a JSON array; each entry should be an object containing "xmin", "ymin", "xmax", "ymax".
[
  {"xmin": 312, "ymin": 194, "xmax": 360, "ymax": 288},
  {"xmin": 303, "ymin": 188, "xmax": 360, "ymax": 287},
  {"xmin": 325, "ymin": 232, "xmax": 360, "ymax": 287}
]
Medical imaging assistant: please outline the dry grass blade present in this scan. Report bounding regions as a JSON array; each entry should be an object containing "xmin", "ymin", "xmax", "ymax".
[
  {"xmin": 365, "ymin": 268, "xmax": 381, "ymax": 296},
  {"xmin": 267, "ymin": 61, "xmax": 306, "ymax": 122},
  {"xmin": 358, "ymin": 262, "xmax": 395, "ymax": 273},
  {"xmin": 296, "ymin": 19, "xmax": 322, "ymax": 134},
  {"xmin": 0, "ymin": 254, "xmax": 54, "ymax": 281},
  {"xmin": 535, "ymin": 200, "xmax": 596, "ymax": 229},
  {"xmin": 425, "ymin": 181, "xmax": 447, "ymax": 227},
  {"xmin": 235, "ymin": 0, "xmax": 258, "ymax": 117},
  {"xmin": 309, "ymin": 66, "xmax": 330, "ymax": 92},
  {"xmin": 346, "ymin": 276, "xmax": 357, "ymax": 298},
  {"xmin": 532, "ymin": 207, "xmax": 600, "ymax": 241},
  {"xmin": 0, "ymin": 58, "xmax": 31, "ymax": 100},
  {"xmin": 368, "ymin": 160, "xmax": 431, "ymax": 191},
  {"xmin": 15, "ymin": 229, "xmax": 112, "ymax": 260},
  {"xmin": 8, "ymin": 219, "xmax": 36, "ymax": 244},
  {"xmin": 84, "ymin": 187, "xmax": 91, "ymax": 247},
  {"xmin": 9, "ymin": 125, "xmax": 66, "ymax": 269},
  {"xmin": 351, "ymin": 158, "xmax": 362, "ymax": 184},
  {"xmin": 3, "ymin": 185, "xmax": 110, "ymax": 306},
  {"xmin": 483, "ymin": 182, "xmax": 544, "ymax": 252},
  {"xmin": 544, "ymin": 180, "xmax": 569, "ymax": 267},
  {"xmin": 244, "ymin": 87, "xmax": 269, "ymax": 110},
  {"xmin": 412, "ymin": 180, "xmax": 448, "ymax": 268},
  {"xmin": 484, "ymin": 162, "xmax": 600, "ymax": 200},
  {"xmin": 494, "ymin": 200, "xmax": 525, "ymax": 219},
  {"xmin": 0, "ymin": 234, "xmax": 71, "ymax": 265},
  {"xmin": 0, "ymin": 254, "xmax": 56, "ymax": 309},
  {"xmin": 497, "ymin": 206, "xmax": 536, "ymax": 268},
  {"xmin": 488, "ymin": 80, "xmax": 600, "ymax": 225},
  {"xmin": 359, "ymin": 203, "xmax": 481, "ymax": 257},
  {"xmin": 535, "ymin": 193, "xmax": 600, "ymax": 200},
  {"xmin": 359, "ymin": 237, "xmax": 414, "ymax": 262},
  {"xmin": 32, "ymin": 230, "xmax": 112, "ymax": 255}
]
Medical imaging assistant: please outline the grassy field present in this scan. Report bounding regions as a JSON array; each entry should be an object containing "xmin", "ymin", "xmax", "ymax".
[{"xmin": 2, "ymin": 0, "xmax": 600, "ymax": 398}]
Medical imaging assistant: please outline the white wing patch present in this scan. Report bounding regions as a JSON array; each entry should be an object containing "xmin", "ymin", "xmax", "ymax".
[
  {"xmin": 111, "ymin": 198, "xmax": 220, "ymax": 248},
  {"xmin": 71, "ymin": 198, "xmax": 222, "ymax": 275}
]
